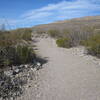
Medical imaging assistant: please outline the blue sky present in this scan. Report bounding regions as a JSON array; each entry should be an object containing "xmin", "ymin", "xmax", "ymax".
[{"xmin": 0, "ymin": 0, "xmax": 100, "ymax": 29}]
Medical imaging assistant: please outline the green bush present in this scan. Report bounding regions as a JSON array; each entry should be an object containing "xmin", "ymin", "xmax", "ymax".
[
  {"xmin": 0, "ymin": 29, "xmax": 35, "ymax": 67},
  {"xmin": 48, "ymin": 30, "xmax": 60, "ymax": 38},
  {"xmin": 56, "ymin": 38, "xmax": 71, "ymax": 48},
  {"xmin": 21, "ymin": 29, "xmax": 32, "ymax": 41},
  {"xmin": 0, "ymin": 45, "xmax": 35, "ymax": 67},
  {"xmin": 0, "ymin": 47, "xmax": 16, "ymax": 66},
  {"xmin": 0, "ymin": 31, "xmax": 22, "ymax": 47},
  {"xmin": 16, "ymin": 45, "xmax": 35, "ymax": 64},
  {"xmin": 10, "ymin": 28, "xmax": 32, "ymax": 41},
  {"xmin": 82, "ymin": 33, "xmax": 100, "ymax": 57}
]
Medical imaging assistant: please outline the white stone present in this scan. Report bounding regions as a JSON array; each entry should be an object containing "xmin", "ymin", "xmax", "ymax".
[
  {"xmin": 19, "ymin": 65, "xmax": 24, "ymax": 68},
  {"xmin": 4, "ymin": 70, "xmax": 13, "ymax": 76},
  {"xmin": 37, "ymin": 62, "xmax": 41, "ymax": 66},
  {"xmin": 31, "ymin": 68, "xmax": 37, "ymax": 72},
  {"xmin": 25, "ymin": 65, "xmax": 28, "ymax": 68},
  {"xmin": 15, "ymin": 69, "xmax": 20, "ymax": 73}
]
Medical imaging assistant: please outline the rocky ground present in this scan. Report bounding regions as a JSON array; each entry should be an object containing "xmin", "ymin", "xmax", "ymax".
[
  {"xmin": 0, "ymin": 36, "xmax": 100, "ymax": 100},
  {"xmin": 0, "ymin": 62, "xmax": 43, "ymax": 100}
]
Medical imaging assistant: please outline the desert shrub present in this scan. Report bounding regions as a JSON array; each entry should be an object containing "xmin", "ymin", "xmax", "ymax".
[
  {"xmin": 56, "ymin": 38, "xmax": 71, "ymax": 48},
  {"xmin": 34, "ymin": 29, "xmax": 46, "ymax": 34},
  {"xmin": 81, "ymin": 33, "xmax": 100, "ymax": 57},
  {"xmin": 49, "ymin": 26, "xmax": 94, "ymax": 47},
  {"xmin": 55, "ymin": 27, "xmax": 94, "ymax": 48},
  {"xmin": 10, "ymin": 28, "xmax": 32, "ymax": 41},
  {"xmin": 0, "ymin": 29, "xmax": 32, "ymax": 47},
  {"xmin": 0, "ymin": 47, "xmax": 17, "ymax": 66},
  {"xmin": 21, "ymin": 29, "xmax": 32, "ymax": 41},
  {"xmin": 0, "ymin": 45, "xmax": 35, "ymax": 67},
  {"xmin": 16, "ymin": 45, "xmax": 35, "ymax": 64},
  {"xmin": 0, "ymin": 30, "xmax": 35, "ymax": 67},
  {"xmin": 48, "ymin": 30, "xmax": 60, "ymax": 38},
  {"xmin": 64, "ymin": 26, "xmax": 94, "ymax": 46},
  {"xmin": 0, "ymin": 31, "xmax": 22, "ymax": 47}
]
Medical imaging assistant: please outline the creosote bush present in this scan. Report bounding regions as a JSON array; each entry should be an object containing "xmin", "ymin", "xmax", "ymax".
[
  {"xmin": 0, "ymin": 45, "xmax": 35, "ymax": 67},
  {"xmin": 47, "ymin": 26, "xmax": 94, "ymax": 47},
  {"xmin": 48, "ymin": 30, "xmax": 60, "ymax": 38},
  {"xmin": 16, "ymin": 45, "xmax": 35, "ymax": 64},
  {"xmin": 56, "ymin": 38, "xmax": 71, "ymax": 48},
  {"xmin": 81, "ymin": 33, "xmax": 100, "ymax": 57},
  {"xmin": 0, "ymin": 29, "xmax": 35, "ymax": 67},
  {"xmin": 10, "ymin": 28, "xmax": 32, "ymax": 41}
]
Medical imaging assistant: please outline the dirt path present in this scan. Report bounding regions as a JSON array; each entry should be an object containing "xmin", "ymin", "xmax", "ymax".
[{"xmin": 21, "ymin": 37, "xmax": 100, "ymax": 100}]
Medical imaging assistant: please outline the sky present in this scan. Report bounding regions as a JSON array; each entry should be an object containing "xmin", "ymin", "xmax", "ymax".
[{"xmin": 0, "ymin": 0, "xmax": 100, "ymax": 29}]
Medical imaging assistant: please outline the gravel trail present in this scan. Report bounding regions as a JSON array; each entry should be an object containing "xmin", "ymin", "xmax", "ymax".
[{"xmin": 21, "ymin": 37, "xmax": 100, "ymax": 100}]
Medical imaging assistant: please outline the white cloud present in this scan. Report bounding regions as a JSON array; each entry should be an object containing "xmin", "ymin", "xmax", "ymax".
[
  {"xmin": 19, "ymin": 0, "xmax": 100, "ymax": 21},
  {"xmin": 1, "ymin": 0, "xmax": 100, "ymax": 29},
  {"xmin": 19, "ymin": 0, "xmax": 100, "ymax": 25}
]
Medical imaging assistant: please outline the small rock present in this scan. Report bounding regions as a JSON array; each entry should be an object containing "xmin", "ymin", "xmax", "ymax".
[
  {"xmin": 30, "ymin": 64, "xmax": 35, "ymax": 68},
  {"xmin": 31, "ymin": 68, "xmax": 37, "ymax": 72},
  {"xmin": 15, "ymin": 69, "xmax": 20, "ymax": 73},
  {"xmin": 13, "ymin": 69, "xmax": 20, "ymax": 75},
  {"xmin": 4, "ymin": 70, "xmax": 13, "ymax": 76},
  {"xmin": 36, "ymin": 62, "xmax": 42, "ymax": 70},
  {"xmin": 25, "ymin": 65, "xmax": 28, "ymax": 68},
  {"xmin": 19, "ymin": 65, "xmax": 24, "ymax": 68},
  {"xmin": 37, "ymin": 62, "xmax": 41, "ymax": 66}
]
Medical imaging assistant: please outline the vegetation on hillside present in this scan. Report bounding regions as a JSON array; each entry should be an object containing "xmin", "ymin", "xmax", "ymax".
[
  {"xmin": 47, "ymin": 26, "xmax": 94, "ymax": 46},
  {"xmin": 81, "ymin": 33, "xmax": 100, "ymax": 58},
  {"xmin": 0, "ymin": 28, "xmax": 35, "ymax": 68},
  {"xmin": 48, "ymin": 30, "xmax": 60, "ymax": 38},
  {"xmin": 56, "ymin": 38, "xmax": 71, "ymax": 48},
  {"xmin": 10, "ymin": 28, "xmax": 32, "ymax": 41},
  {"xmin": 35, "ymin": 24, "xmax": 99, "ymax": 58}
]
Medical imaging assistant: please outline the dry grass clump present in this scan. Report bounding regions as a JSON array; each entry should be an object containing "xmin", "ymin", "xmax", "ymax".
[
  {"xmin": 0, "ymin": 29, "xmax": 35, "ymax": 67},
  {"xmin": 49, "ymin": 26, "xmax": 94, "ymax": 48},
  {"xmin": 81, "ymin": 33, "xmax": 100, "ymax": 58},
  {"xmin": 56, "ymin": 38, "xmax": 71, "ymax": 48}
]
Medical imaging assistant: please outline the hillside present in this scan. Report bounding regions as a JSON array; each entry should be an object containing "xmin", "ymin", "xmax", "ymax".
[
  {"xmin": 32, "ymin": 15, "xmax": 100, "ymax": 58},
  {"xmin": 33, "ymin": 16, "xmax": 100, "ymax": 31}
]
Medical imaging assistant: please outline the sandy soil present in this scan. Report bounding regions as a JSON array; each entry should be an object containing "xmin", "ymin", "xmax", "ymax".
[{"xmin": 20, "ymin": 37, "xmax": 100, "ymax": 100}]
